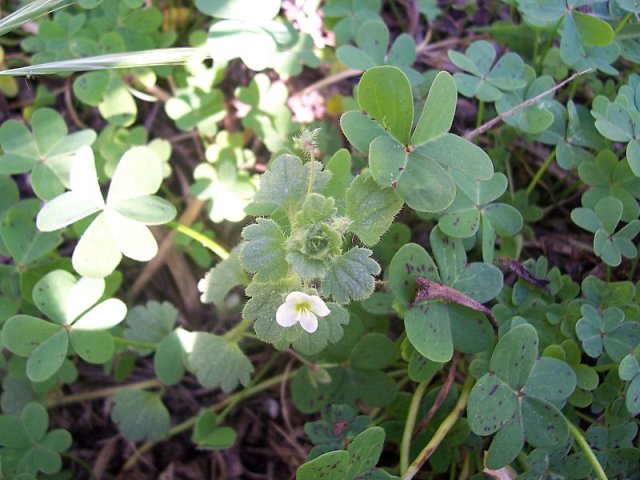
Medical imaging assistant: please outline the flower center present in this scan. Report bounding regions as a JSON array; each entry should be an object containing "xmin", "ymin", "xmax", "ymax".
[{"xmin": 294, "ymin": 301, "xmax": 312, "ymax": 317}]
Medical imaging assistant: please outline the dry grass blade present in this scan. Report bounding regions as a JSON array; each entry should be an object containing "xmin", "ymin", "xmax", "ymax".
[
  {"xmin": 0, "ymin": 47, "xmax": 211, "ymax": 76},
  {"xmin": 0, "ymin": 0, "xmax": 73, "ymax": 37}
]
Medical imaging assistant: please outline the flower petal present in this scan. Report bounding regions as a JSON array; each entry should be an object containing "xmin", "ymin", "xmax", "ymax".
[
  {"xmin": 276, "ymin": 302, "xmax": 299, "ymax": 328},
  {"xmin": 299, "ymin": 310, "xmax": 318, "ymax": 333},
  {"xmin": 308, "ymin": 295, "xmax": 330, "ymax": 317},
  {"xmin": 285, "ymin": 291, "xmax": 310, "ymax": 305}
]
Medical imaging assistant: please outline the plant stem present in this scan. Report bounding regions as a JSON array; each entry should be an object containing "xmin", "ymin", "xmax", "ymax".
[
  {"xmin": 400, "ymin": 380, "xmax": 429, "ymax": 472},
  {"xmin": 112, "ymin": 336, "xmax": 157, "ymax": 350},
  {"xmin": 567, "ymin": 421, "xmax": 608, "ymax": 480},
  {"xmin": 475, "ymin": 100, "xmax": 484, "ymax": 129},
  {"xmin": 224, "ymin": 319, "xmax": 251, "ymax": 341},
  {"xmin": 168, "ymin": 221, "xmax": 228, "ymax": 259},
  {"xmin": 122, "ymin": 371, "xmax": 292, "ymax": 471},
  {"xmin": 526, "ymin": 148, "xmax": 556, "ymax": 194},
  {"xmin": 402, "ymin": 376, "xmax": 473, "ymax": 480},
  {"xmin": 614, "ymin": 12, "xmax": 633, "ymax": 36},
  {"xmin": 47, "ymin": 379, "xmax": 162, "ymax": 408}
]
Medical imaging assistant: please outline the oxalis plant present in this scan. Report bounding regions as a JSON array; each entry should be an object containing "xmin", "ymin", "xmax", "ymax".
[{"xmin": 0, "ymin": 0, "xmax": 640, "ymax": 478}]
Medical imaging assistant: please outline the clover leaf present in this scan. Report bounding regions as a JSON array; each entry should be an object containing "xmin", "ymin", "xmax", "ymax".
[
  {"xmin": 1, "ymin": 270, "xmax": 127, "ymax": 382},
  {"xmin": 438, "ymin": 172, "xmax": 523, "ymax": 263},
  {"xmin": 191, "ymin": 132, "xmax": 259, "ymax": 223},
  {"xmin": 585, "ymin": 422, "xmax": 639, "ymax": 474},
  {"xmin": 618, "ymin": 348, "xmax": 640, "ymax": 415},
  {"xmin": 537, "ymin": 101, "xmax": 605, "ymax": 170},
  {"xmin": 0, "ymin": 402, "xmax": 72, "ymax": 476},
  {"xmin": 495, "ymin": 66, "xmax": 557, "ymax": 135},
  {"xmin": 235, "ymin": 74, "xmax": 298, "ymax": 152},
  {"xmin": 448, "ymin": 40, "xmax": 527, "ymax": 102},
  {"xmin": 305, "ymin": 404, "xmax": 374, "ymax": 460},
  {"xmin": 204, "ymin": 1, "xmax": 317, "ymax": 73},
  {"xmin": 578, "ymin": 150, "xmax": 640, "ymax": 222},
  {"xmin": 571, "ymin": 196, "xmax": 640, "ymax": 266},
  {"xmin": 323, "ymin": 0, "xmax": 382, "ymax": 44},
  {"xmin": 337, "ymin": 20, "xmax": 420, "ymax": 83},
  {"xmin": 576, "ymin": 304, "xmax": 640, "ymax": 361},
  {"xmin": 592, "ymin": 79, "xmax": 640, "ymax": 177},
  {"xmin": 389, "ymin": 228, "xmax": 501, "ymax": 362},
  {"xmin": 519, "ymin": 445, "xmax": 591, "ymax": 480},
  {"xmin": 468, "ymin": 323, "xmax": 576, "ymax": 469},
  {"xmin": 192, "ymin": 411, "xmax": 237, "ymax": 450},
  {"xmin": 341, "ymin": 67, "xmax": 493, "ymax": 213},
  {"xmin": 519, "ymin": 0, "xmax": 616, "ymax": 73},
  {"xmin": 36, "ymin": 145, "xmax": 176, "ymax": 278},
  {"xmin": 297, "ymin": 426, "xmax": 398, "ymax": 480},
  {"xmin": 0, "ymin": 108, "xmax": 96, "ymax": 200}
]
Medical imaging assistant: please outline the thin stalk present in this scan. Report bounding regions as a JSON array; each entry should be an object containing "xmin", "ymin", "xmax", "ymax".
[
  {"xmin": 224, "ymin": 319, "xmax": 251, "ymax": 341},
  {"xmin": 112, "ymin": 336, "xmax": 157, "ymax": 350},
  {"xmin": 400, "ymin": 380, "xmax": 430, "ymax": 472},
  {"xmin": 475, "ymin": 100, "xmax": 485, "ymax": 130},
  {"xmin": 568, "ymin": 421, "xmax": 608, "ymax": 480},
  {"xmin": 466, "ymin": 70, "xmax": 591, "ymax": 141},
  {"xmin": 402, "ymin": 376, "xmax": 473, "ymax": 480},
  {"xmin": 614, "ymin": 12, "xmax": 633, "ymax": 36},
  {"xmin": 168, "ymin": 221, "xmax": 228, "ymax": 259},
  {"xmin": 47, "ymin": 379, "xmax": 162, "ymax": 408},
  {"xmin": 526, "ymin": 148, "xmax": 556, "ymax": 194},
  {"xmin": 122, "ymin": 371, "xmax": 292, "ymax": 471}
]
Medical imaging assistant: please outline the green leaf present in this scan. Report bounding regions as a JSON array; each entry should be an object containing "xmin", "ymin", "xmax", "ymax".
[
  {"xmin": 339, "ymin": 111, "xmax": 389, "ymax": 153},
  {"xmin": 27, "ymin": 329, "xmax": 68, "ymax": 382},
  {"xmin": 192, "ymin": 411, "xmax": 237, "ymax": 450},
  {"xmin": 198, "ymin": 249, "xmax": 249, "ymax": 308},
  {"xmin": 490, "ymin": 323, "xmax": 538, "ymax": 390},
  {"xmin": 523, "ymin": 357, "xmax": 576, "ymax": 405},
  {"xmin": 429, "ymin": 226, "xmax": 465, "ymax": 286},
  {"xmin": 405, "ymin": 302, "xmax": 453, "ymax": 362},
  {"xmin": 452, "ymin": 263, "xmax": 503, "ymax": 304},
  {"xmin": 154, "ymin": 331, "xmax": 188, "ymax": 385},
  {"xmin": 468, "ymin": 374, "xmax": 518, "ymax": 435},
  {"xmin": 346, "ymin": 174, "xmax": 403, "ymax": 246},
  {"xmin": 357, "ymin": 66, "xmax": 413, "ymax": 145},
  {"xmin": 297, "ymin": 450, "xmax": 350, "ymax": 480},
  {"xmin": 411, "ymin": 71, "xmax": 457, "ymax": 145},
  {"xmin": 416, "ymin": 133, "xmax": 494, "ymax": 180},
  {"xmin": 572, "ymin": 11, "xmax": 614, "ymax": 47},
  {"xmin": 2, "ymin": 315, "xmax": 63, "ymax": 357},
  {"xmin": 345, "ymin": 426, "xmax": 386, "ymax": 478},
  {"xmin": 124, "ymin": 300, "xmax": 178, "ymax": 347},
  {"xmin": 350, "ymin": 333, "xmax": 398, "ymax": 370},
  {"xmin": 111, "ymin": 390, "xmax": 170, "ymax": 442},
  {"xmin": 322, "ymin": 248, "xmax": 381, "ymax": 304},
  {"xmin": 187, "ymin": 332, "xmax": 253, "ymax": 392},
  {"xmin": 292, "ymin": 303, "xmax": 350, "ymax": 355},
  {"xmin": 69, "ymin": 329, "xmax": 114, "ymax": 364},
  {"xmin": 521, "ymin": 396, "xmax": 569, "ymax": 448},
  {"xmin": 389, "ymin": 243, "xmax": 440, "ymax": 305},
  {"xmin": 485, "ymin": 414, "xmax": 525, "ymax": 469},
  {"xmin": 240, "ymin": 218, "xmax": 288, "ymax": 281},
  {"xmin": 369, "ymin": 136, "xmax": 455, "ymax": 212},
  {"xmin": 323, "ymin": 148, "xmax": 352, "ymax": 209},
  {"xmin": 254, "ymin": 154, "xmax": 330, "ymax": 210}
]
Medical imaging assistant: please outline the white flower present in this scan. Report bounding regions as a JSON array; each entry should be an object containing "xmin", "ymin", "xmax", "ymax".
[{"xmin": 276, "ymin": 291, "xmax": 331, "ymax": 333}]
